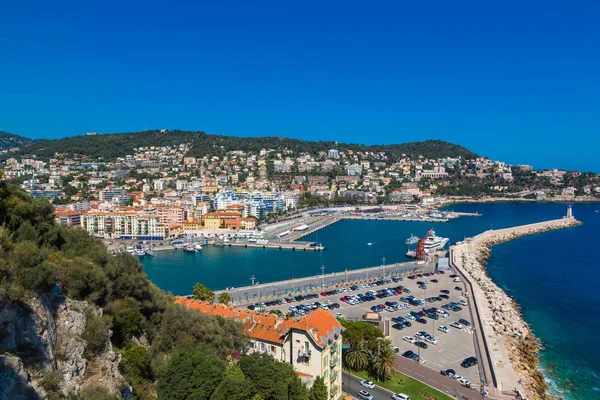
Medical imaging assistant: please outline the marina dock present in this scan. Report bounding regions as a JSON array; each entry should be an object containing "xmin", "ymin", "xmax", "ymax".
[{"xmin": 214, "ymin": 259, "xmax": 435, "ymax": 305}]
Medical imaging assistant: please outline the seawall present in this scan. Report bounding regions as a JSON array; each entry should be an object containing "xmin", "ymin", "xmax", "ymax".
[{"xmin": 450, "ymin": 216, "xmax": 581, "ymax": 399}]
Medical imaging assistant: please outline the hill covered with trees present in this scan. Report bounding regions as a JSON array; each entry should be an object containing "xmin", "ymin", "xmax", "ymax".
[
  {"xmin": 7, "ymin": 129, "xmax": 478, "ymax": 161},
  {"xmin": 0, "ymin": 130, "xmax": 34, "ymax": 150},
  {"xmin": 0, "ymin": 182, "xmax": 321, "ymax": 400}
]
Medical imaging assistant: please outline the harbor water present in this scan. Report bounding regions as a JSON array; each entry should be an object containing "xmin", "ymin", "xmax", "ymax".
[{"xmin": 141, "ymin": 202, "xmax": 599, "ymax": 399}]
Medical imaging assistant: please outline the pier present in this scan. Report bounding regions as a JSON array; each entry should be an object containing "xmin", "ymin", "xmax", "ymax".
[
  {"xmin": 449, "ymin": 214, "xmax": 581, "ymax": 398},
  {"xmin": 227, "ymin": 241, "xmax": 324, "ymax": 251},
  {"xmin": 214, "ymin": 258, "xmax": 435, "ymax": 305}
]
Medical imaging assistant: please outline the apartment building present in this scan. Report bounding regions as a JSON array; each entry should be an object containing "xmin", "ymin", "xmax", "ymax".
[
  {"xmin": 81, "ymin": 210, "xmax": 167, "ymax": 239},
  {"xmin": 175, "ymin": 299, "xmax": 343, "ymax": 399}
]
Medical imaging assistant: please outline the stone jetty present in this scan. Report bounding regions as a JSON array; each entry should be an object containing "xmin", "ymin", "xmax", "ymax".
[{"xmin": 450, "ymin": 215, "xmax": 581, "ymax": 400}]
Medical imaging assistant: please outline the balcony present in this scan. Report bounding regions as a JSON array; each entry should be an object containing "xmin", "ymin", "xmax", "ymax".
[
  {"xmin": 329, "ymin": 357, "xmax": 337, "ymax": 367},
  {"xmin": 329, "ymin": 371, "xmax": 339, "ymax": 383},
  {"xmin": 298, "ymin": 349, "xmax": 311, "ymax": 359},
  {"xmin": 329, "ymin": 385, "xmax": 339, "ymax": 398},
  {"xmin": 330, "ymin": 344, "xmax": 339, "ymax": 354}
]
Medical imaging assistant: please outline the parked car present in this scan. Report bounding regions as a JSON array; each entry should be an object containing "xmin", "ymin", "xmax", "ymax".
[
  {"xmin": 425, "ymin": 336, "xmax": 438, "ymax": 345},
  {"xmin": 360, "ymin": 380, "xmax": 375, "ymax": 389},
  {"xmin": 458, "ymin": 299, "xmax": 468, "ymax": 306},
  {"xmin": 357, "ymin": 390, "xmax": 374, "ymax": 400},
  {"xmin": 458, "ymin": 318, "xmax": 471, "ymax": 326},
  {"xmin": 334, "ymin": 313, "xmax": 343, "ymax": 319},
  {"xmin": 415, "ymin": 341, "xmax": 428, "ymax": 349},
  {"xmin": 403, "ymin": 335, "xmax": 416, "ymax": 344},
  {"xmin": 416, "ymin": 318, "xmax": 427, "ymax": 324},
  {"xmin": 402, "ymin": 350, "xmax": 415, "ymax": 358},
  {"xmin": 440, "ymin": 368, "xmax": 456, "ymax": 377},
  {"xmin": 455, "ymin": 286, "xmax": 462, "ymax": 291},
  {"xmin": 440, "ymin": 289, "xmax": 450, "ymax": 294},
  {"xmin": 392, "ymin": 323, "xmax": 404, "ymax": 331},
  {"xmin": 438, "ymin": 325, "xmax": 449, "ymax": 333},
  {"xmin": 450, "ymin": 321, "xmax": 463, "ymax": 329},
  {"xmin": 392, "ymin": 394, "xmax": 410, "ymax": 400},
  {"xmin": 461, "ymin": 356, "xmax": 478, "ymax": 368},
  {"xmin": 458, "ymin": 377, "xmax": 471, "ymax": 387}
]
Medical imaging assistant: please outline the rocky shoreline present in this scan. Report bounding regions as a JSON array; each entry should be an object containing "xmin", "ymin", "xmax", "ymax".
[{"xmin": 451, "ymin": 217, "xmax": 581, "ymax": 400}]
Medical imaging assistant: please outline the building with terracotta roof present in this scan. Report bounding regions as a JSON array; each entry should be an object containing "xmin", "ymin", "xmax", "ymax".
[{"xmin": 174, "ymin": 298, "xmax": 343, "ymax": 398}]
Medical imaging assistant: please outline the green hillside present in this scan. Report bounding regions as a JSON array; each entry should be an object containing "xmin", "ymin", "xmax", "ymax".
[
  {"xmin": 10, "ymin": 129, "xmax": 478, "ymax": 160},
  {"xmin": 0, "ymin": 130, "xmax": 34, "ymax": 149}
]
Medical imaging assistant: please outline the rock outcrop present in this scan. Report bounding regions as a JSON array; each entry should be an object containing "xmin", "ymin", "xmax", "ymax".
[
  {"xmin": 451, "ymin": 217, "xmax": 581, "ymax": 400},
  {"xmin": 0, "ymin": 284, "xmax": 125, "ymax": 398}
]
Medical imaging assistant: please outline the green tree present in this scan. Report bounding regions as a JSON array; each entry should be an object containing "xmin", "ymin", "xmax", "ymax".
[
  {"xmin": 371, "ymin": 340, "xmax": 396, "ymax": 382},
  {"xmin": 239, "ymin": 354, "xmax": 300, "ymax": 400},
  {"xmin": 193, "ymin": 282, "xmax": 214, "ymax": 302},
  {"xmin": 308, "ymin": 376, "xmax": 328, "ymax": 400},
  {"xmin": 79, "ymin": 385, "xmax": 120, "ymax": 400},
  {"xmin": 339, "ymin": 320, "xmax": 383, "ymax": 347},
  {"xmin": 157, "ymin": 346, "xmax": 226, "ymax": 400},
  {"xmin": 120, "ymin": 341, "xmax": 153, "ymax": 399},
  {"xmin": 218, "ymin": 292, "xmax": 231, "ymax": 305},
  {"xmin": 343, "ymin": 340, "xmax": 369, "ymax": 371},
  {"xmin": 288, "ymin": 374, "xmax": 309, "ymax": 400},
  {"xmin": 210, "ymin": 365, "xmax": 255, "ymax": 400},
  {"xmin": 83, "ymin": 312, "xmax": 113, "ymax": 357}
]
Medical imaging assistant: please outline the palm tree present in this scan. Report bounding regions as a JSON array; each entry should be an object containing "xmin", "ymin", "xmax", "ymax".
[
  {"xmin": 344, "ymin": 340, "xmax": 369, "ymax": 371},
  {"xmin": 371, "ymin": 341, "xmax": 396, "ymax": 381}
]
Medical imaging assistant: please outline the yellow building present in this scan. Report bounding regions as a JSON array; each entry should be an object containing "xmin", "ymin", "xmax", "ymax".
[
  {"xmin": 203, "ymin": 213, "xmax": 221, "ymax": 229},
  {"xmin": 182, "ymin": 218, "xmax": 202, "ymax": 231}
]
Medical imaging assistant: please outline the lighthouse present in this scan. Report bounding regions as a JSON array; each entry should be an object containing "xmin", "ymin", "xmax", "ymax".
[{"xmin": 567, "ymin": 205, "xmax": 573, "ymax": 218}]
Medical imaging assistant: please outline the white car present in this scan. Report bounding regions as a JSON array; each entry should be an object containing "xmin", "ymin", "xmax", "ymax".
[
  {"xmin": 437, "ymin": 310, "xmax": 449, "ymax": 318},
  {"xmin": 425, "ymin": 337, "xmax": 438, "ymax": 345},
  {"xmin": 458, "ymin": 299, "xmax": 468, "ymax": 306},
  {"xmin": 357, "ymin": 390, "xmax": 374, "ymax": 400},
  {"xmin": 360, "ymin": 380, "xmax": 375, "ymax": 389},
  {"xmin": 417, "ymin": 357, "xmax": 425, "ymax": 364},
  {"xmin": 405, "ymin": 313, "xmax": 415, "ymax": 320},
  {"xmin": 403, "ymin": 335, "xmax": 416, "ymax": 344},
  {"xmin": 392, "ymin": 394, "xmax": 410, "ymax": 400},
  {"xmin": 334, "ymin": 313, "xmax": 343, "ymax": 319},
  {"xmin": 453, "ymin": 375, "xmax": 464, "ymax": 381},
  {"xmin": 324, "ymin": 300, "xmax": 333, "ymax": 306},
  {"xmin": 450, "ymin": 321, "xmax": 463, "ymax": 329},
  {"xmin": 458, "ymin": 377, "xmax": 471, "ymax": 387},
  {"xmin": 438, "ymin": 325, "xmax": 449, "ymax": 333}
]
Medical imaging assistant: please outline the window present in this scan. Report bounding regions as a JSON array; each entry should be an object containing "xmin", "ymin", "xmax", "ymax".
[
  {"xmin": 270, "ymin": 345, "xmax": 275, "ymax": 353},
  {"xmin": 260, "ymin": 343, "xmax": 266, "ymax": 352},
  {"xmin": 304, "ymin": 342, "xmax": 309, "ymax": 352},
  {"xmin": 323, "ymin": 356, "xmax": 328, "ymax": 370},
  {"xmin": 324, "ymin": 370, "xmax": 328, "ymax": 379}
]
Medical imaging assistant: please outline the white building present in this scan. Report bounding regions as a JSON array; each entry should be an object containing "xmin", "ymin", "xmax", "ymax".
[{"xmin": 176, "ymin": 301, "xmax": 343, "ymax": 398}]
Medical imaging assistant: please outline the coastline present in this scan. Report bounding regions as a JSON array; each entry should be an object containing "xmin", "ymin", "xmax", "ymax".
[
  {"xmin": 450, "ymin": 216, "xmax": 581, "ymax": 399},
  {"xmin": 441, "ymin": 195, "xmax": 600, "ymax": 205}
]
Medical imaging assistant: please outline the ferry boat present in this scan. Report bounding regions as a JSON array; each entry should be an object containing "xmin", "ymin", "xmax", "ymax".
[{"xmin": 423, "ymin": 230, "xmax": 449, "ymax": 253}]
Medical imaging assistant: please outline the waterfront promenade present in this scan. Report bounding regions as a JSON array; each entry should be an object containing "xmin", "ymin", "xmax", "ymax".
[
  {"xmin": 214, "ymin": 259, "xmax": 434, "ymax": 305},
  {"xmin": 449, "ymin": 215, "xmax": 581, "ymax": 399}
]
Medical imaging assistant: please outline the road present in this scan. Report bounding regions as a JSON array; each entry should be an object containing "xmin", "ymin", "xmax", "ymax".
[{"xmin": 342, "ymin": 367, "xmax": 483, "ymax": 400}]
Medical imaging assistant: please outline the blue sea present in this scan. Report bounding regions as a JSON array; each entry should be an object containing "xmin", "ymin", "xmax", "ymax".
[{"xmin": 141, "ymin": 202, "xmax": 599, "ymax": 399}]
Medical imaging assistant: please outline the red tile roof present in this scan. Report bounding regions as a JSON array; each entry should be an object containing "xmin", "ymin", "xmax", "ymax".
[{"xmin": 174, "ymin": 297, "xmax": 342, "ymax": 348}]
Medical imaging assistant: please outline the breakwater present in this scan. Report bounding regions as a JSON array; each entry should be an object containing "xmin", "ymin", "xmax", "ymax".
[{"xmin": 450, "ymin": 216, "xmax": 581, "ymax": 399}]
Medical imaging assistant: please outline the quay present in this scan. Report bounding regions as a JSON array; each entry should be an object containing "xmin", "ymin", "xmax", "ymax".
[
  {"xmin": 284, "ymin": 214, "xmax": 449, "ymax": 241},
  {"xmin": 449, "ymin": 212, "xmax": 581, "ymax": 399},
  {"xmin": 214, "ymin": 259, "xmax": 435, "ymax": 305},
  {"xmin": 227, "ymin": 241, "xmax": 324, "ymax": 251}
]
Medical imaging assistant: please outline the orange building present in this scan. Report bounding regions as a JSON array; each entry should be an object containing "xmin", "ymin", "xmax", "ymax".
[{"xmin": 202, "ymin": 210, "xmax": 241, "ymax": 229}]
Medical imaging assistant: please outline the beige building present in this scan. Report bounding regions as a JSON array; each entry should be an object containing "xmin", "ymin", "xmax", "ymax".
[{"xmin": 175, "ymin": 300, "xmax": 343, "ymax": 398}]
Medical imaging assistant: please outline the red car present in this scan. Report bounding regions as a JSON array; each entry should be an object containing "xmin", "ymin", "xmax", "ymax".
[
  {"xmin": 320, "ymin": 292, "xmax": 328, "ymax": 297},
  {"xmin": 340, "ymin": 296, "xmax": 348, "ymax": 302}
]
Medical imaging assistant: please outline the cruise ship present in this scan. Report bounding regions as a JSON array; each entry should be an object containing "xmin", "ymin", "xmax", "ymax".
[{"xmin": 423, "ymin": 230, "xmax": 449, "ymax": 253}]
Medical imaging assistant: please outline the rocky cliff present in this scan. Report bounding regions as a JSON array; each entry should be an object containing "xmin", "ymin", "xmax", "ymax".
[{"xmin": 0, "ymin": 284, "xmax": 126, "ymax": 400}]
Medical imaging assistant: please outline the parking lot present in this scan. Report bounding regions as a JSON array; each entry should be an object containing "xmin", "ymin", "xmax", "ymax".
[{"xmin": 245, "ymin": 269, "xmax": 484, "ymax": 390}]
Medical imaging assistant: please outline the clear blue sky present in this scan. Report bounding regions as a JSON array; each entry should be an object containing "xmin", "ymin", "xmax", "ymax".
[{"xmin": 1, "ymin": 1, "xmax": 599, "ymax": 171}]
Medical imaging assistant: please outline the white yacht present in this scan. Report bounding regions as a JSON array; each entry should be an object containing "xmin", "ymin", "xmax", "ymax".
[{"xmin": 423, "ymin": 230, "xmax": 449, "ymax": 253}]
